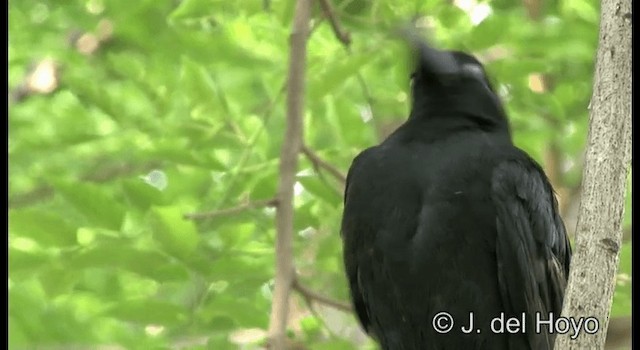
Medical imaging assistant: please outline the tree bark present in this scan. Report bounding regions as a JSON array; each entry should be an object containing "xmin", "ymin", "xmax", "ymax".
[
  {"xmin": 267, "ymin": 0, "xmax": 312, "ymax": 349},
  {"xmin": 554, "ymin": 0, "xmax": 631, "ymax": 348}
]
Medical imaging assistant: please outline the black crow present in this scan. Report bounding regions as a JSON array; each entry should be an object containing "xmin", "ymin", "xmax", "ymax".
[{"xmin": 340, "ymin": 36, "xmax": 572, "ymax": 350}]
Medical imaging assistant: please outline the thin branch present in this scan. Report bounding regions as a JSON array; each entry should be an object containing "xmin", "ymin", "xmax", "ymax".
[
  {"xmin": 301, "ymin": 145, "xmax": 347, "ymax": 184},
  {"xmin": 267, "ymin": 0, "xmax": 312, "ymax": 348},
  {"xmin": 9, "ymin": 186, "xmax": 54, "ymax": 208},
  {"xmin": 299, "ymin": 299, "xmax": 342, "ymax": 340},
  {"xmin": 212, "ymin": 81, "xmax": 286, "ymax": 210},
  {"xmin": 183, "ymin": 198, "xmax": 277, "ymax": 221},
  {"xmin": 318, "ymin": 1, "xmax": 379, "ymax": 146},
  {"xmin": 316, "ymin": 0, "xmax": 378, "ymax": 144},
  {"xmin": 294, "ymin": 281, "xmax": 345, "ymax": 341},
  {"xmin": 293, "ymin": 277, "xmax": 353, "ymax": 313},
  {"xmin": 522, "ymin": 0, "xmax": 542, "ymax": 20},
  {"xmin": 318, "ymin": 0, "xmax": 351, "ymax": 46},
  {"xmin": 356, "ymin": 73, "xmax": 374, "ymax": 108}
]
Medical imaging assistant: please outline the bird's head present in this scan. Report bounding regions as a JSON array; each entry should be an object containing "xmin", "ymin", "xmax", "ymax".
[{"xmin": 403, "ymin": 31, "xmax": 509, "ymax": 130}]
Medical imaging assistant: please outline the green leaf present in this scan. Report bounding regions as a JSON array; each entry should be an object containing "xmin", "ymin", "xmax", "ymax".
[
  {"xmin": 106, "ymin": 52, "xmax": 147, "ymax": 84},
  {"xmin": 206, "ymin": 334, "xmax": 237, "ymax": 350},
  {"xmin": 54, "ymin": 182, "xmax": 126, "ymax": 231},
  {"xmin": 149, "ymin": 140, "xmax": 227, "ymax": 170},
  {"xmin": 8, "ymin": 282, "xmax": 49, "ymax": 342},
  {"xmin": 294, "ymin": 201, "xmax": 321, "ymax": 229},
  {"xmin": 207, "ymin": 255, "xmax": 272, "ymax": 283},
  {"xmin": 249, "ymin": 167, "xmax": 278, "ymax": 199},
  {"xmin": 9, "ymin": 315, "xmax": 29, "ymax": 349},
  {"xmin": 623, "ymin": 174, "xmax": 632, "ymax": 229},
  {"xmin": 297, "ymin": 175, "xmax": 342, "ymax": 206},
  {"xmin": 69, "ymin": 241, "xmax": 186, "ymax": 282},
  {"xmin": 105, "ymin": 299, "xmax": 187, "ymax": 326},
  {"xmin": 310, "ymin": 338, "xmax": 356, "ymax": 350},
  {"xmin": 169, "ymin": 0, "xmax": 215, "ymax": 21},
  {"xmin": 611, "ymin": 242, "xmax": 631, "ymax": 317},
  {"xmin": 149, "ymin": 206, "xmax": 200, "ymax": 259},
  {"xmin": 308, "ymin": 54, "xmax": 374, "ymax": 101},
  {"xmin": 39, "ymin": 266, "xmax": 79, "ymax": 297},
  {"xmin": 561, "ymin": 0, "xmax": 599, "ymax": 22},
  {"xmin": 9, "ymin": 249, "xmax": 51, "ymax": 274},
  {"xmin": 153, "ymin": 263, "xmax": 191, "ymax": 282},
  {"xmin": 9, "ymin": 209, "xmax": 78, "ymax": 247},
  {"xmin": 201, "ymin": 295, "xmax": 268, "ymax": 328},
  {"xmin": 180, "ymin": 56, "xmax": 218, "ymax": 107},
  {"xmin": 466, "ymin": 14, "xmax": 507, "ymax": 51},
  {"xmin": 300, "ymin": 315, "xmax": 322, "ymax": 339},
  {"xmin": 215, "ymin": 222, "xmax": 256, "ymax": 248},
  {"xmin": 122, "ymin": 179, "xmax": 167, "ymax": 210}
]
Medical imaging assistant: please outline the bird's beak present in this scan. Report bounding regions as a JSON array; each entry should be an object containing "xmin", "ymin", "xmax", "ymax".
[
  {"xmin": 416, "ymin": 42, "xmax": 460, "ymax": 77},
  {"xmin": 397, "ymin": 26, "xmax": 461, "ymax": 80}
]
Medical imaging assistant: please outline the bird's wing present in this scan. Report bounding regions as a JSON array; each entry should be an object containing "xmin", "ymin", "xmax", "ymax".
[
  {"xmin": 341, "ymin": 147, "xmax": 425, "ymax": 345},
  {"xmin": 491, "ymin": 156, "xmax": 572, "ymax": 349},
  {"xmin": 341, "ymin": 150, "xmax": 373, "ymax": 334}
]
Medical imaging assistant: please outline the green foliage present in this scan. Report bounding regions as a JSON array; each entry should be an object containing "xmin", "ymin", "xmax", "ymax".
[
  {"xmin": 611, "ymin": 242, "xmax": 632, "ymax": 317},
  {"xmin": 8, "ymin": 0, "xmax": 629, "ymax": 348}
]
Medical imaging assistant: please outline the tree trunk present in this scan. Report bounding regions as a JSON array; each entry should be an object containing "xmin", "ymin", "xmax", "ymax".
[{"xmin": 554, "ymin": 0, "xmax": 631, "ymax": 348}]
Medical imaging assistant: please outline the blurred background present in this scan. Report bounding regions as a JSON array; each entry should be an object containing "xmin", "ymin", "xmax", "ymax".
[{"xmin": 8, "ymin": 0, "xmax": 631, "ymax": 349}]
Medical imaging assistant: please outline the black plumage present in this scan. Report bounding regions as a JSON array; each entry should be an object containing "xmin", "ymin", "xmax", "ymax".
[{"xmin": 340, "ymin": 37, "xmax": 571, "ymax": 350}]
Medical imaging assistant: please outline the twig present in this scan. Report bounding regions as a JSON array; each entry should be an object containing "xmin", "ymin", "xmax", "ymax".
[
  {"xmin": 293, "ymin": 277, "xmax": 353, "ymax": 313},
  {"xmin": 316, "ymin": 0, "xmax": 377, "ymax": 141},
  {"xmin": 301, "ymin": 145, "xmax": 347, "ymax": 184},
  {"xmin": 318, "ymin": 0, "xmax": 351, "ymax": 46},
  {"xmin": 294, "ymin": 281, "xmax": 345, "ymax": 340},
  {"xmin": 9, "ymin": 186, "xmax": 54, "ymax": 208},
  {"xmin": 267, "ymin": 0, "xmax": 312, "ymax": 348},
  {"xmin": 214, "ymin": 82, "xmax": 286, "ymax": 208},
  {"xmin": 183, "ymin": 198, "xmax": 277, "ymax": 220}
]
